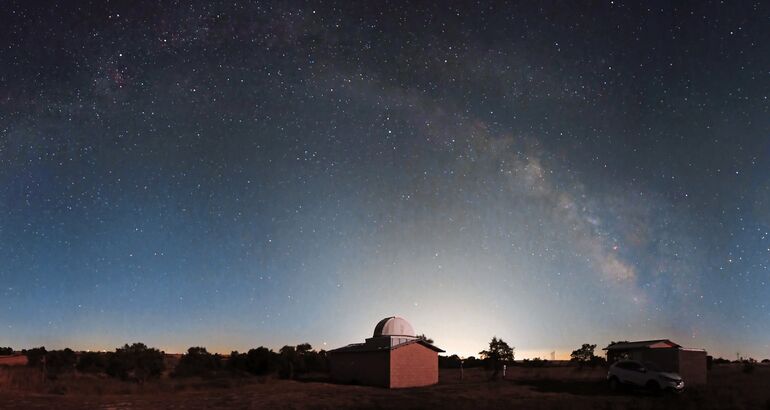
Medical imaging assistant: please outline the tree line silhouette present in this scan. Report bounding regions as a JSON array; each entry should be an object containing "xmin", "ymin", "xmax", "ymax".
[
  {"xmin": 4, "ymin": 343, "xmax": 327, "ymax": 382},
  {"xmin": 5, "ymin": 339, "xmax": 764, "ymax": 382}
]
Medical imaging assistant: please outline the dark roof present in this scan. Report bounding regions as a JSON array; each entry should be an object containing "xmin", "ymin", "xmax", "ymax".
[
  {"xmin": 329, "ymin": 339, "xmax": 444, "ymax": 354},
  {"xmin": 603, "ymin": 339, "xmax": 681, "ymax": 351}
]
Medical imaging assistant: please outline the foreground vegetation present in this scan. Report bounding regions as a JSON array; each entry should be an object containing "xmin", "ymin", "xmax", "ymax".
[
  {"xmin": 2, "ymin": 339, "xmax": 768, "ymax": 409},
  {"xmin": 1, "ymin": 363, "xmax": 769, "ymax": 409}
]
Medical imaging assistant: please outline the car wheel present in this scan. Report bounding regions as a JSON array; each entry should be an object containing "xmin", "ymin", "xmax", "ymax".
[{"xmin": 608, "ymin": 377, "xmax": 620, "ymax": 392}]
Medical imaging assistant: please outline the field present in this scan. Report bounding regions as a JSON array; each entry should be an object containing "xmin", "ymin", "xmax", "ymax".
[{"xmin": 1, "ymin": 364, "xmax": 769, "ymax": 409}]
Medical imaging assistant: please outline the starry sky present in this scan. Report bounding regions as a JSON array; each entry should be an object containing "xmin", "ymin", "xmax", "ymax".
[{"xmin": 1, "ymin": 1, "xmax": 769, "ymax": 360}]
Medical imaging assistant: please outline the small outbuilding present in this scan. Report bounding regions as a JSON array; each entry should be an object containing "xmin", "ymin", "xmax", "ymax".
[
  {"xmin": 604, "ymin": 339, "xmax": 707, "ymax": 385},
  {"xmin": 328, "ymin": 316, "xmax": 444, "ymax": 388}
]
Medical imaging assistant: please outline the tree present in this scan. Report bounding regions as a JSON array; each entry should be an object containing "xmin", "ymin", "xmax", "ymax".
[
  {"xmin": 416, "ymin": 334, "xmax": 434, "ymax": 344},
  {"xmin": 743, "ymin": 357, "xmax": 757, "ymax": 374},
  {"xmin": 712, "ymin": 357, "xmax": 730, "ymax": 365},
  {"xmin": 106, "ymin": 343, "xmax": 165, "ymax": 383},
  {"xmin": 570, "ymin": 344, "xmax": 596, "ymax": 364},
  {"xmin": 242, "ymin": 347, "xmax": 277, "ymax": 375},
  {"xmin": 279, "ymin": 345, "xmax": 298, "ymax": 379},
  {"xmin": 479, "ymin": 337, "xmax": 514, "ymax": 379},
  {"xmin": 521, "ymin": 357, "xmax": 548, "ymax": 368},
  {"xmin": 174, "ymin": 347, "xmax": 222, "ymax": 378},
  {"xmin": 77, "ymin": 351, "xmax": 108, "ymax": 374},
  {"xmin": 0, "ymin": 347, "xmax": 13, "ymax": 356},
  {"xmin": 463, "ymin": 356, "xmax": 484, "ymax": 368},
  {"xmin": 570, "ymin": 343, "xmax": 605, "ymax": 367},
  {"xmin": 439, "ymin": 354, "xmax": 462, "ymax": 369},
  {"xmin": 22, "ymin": 347, "xmax": 47, "ymax": 368},
  {"xmin": 294, "ymin": 343, "xmax": 327, "ymax": 374},
  {"xmin": 44, "ymin": 348, "xmax": 77, "ymax": 379},
  {"xmin": 296, "ymin": 343, "xmax": 313, "ymax": 355}
]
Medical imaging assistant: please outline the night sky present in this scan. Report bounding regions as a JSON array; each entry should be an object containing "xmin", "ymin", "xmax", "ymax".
[{"xmin": 1, "ymin": 1, "xmax": 769, "ymax": 360}]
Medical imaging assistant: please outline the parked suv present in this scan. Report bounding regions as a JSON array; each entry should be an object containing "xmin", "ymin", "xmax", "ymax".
[{"xmin": 607, "ymin": 360, "xmax": 684, "ymax": 393}]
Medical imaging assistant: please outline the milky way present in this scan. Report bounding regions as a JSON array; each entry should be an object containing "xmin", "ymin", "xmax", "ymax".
[{"xmin": 1, "ymin": 1, "xmax": 769, "ymax": 359}]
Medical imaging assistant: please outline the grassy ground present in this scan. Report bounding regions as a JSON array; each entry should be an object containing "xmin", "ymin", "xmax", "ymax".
[{"xmin": 1, "ymin": 364, "xmax": 769, "ymax": 409}]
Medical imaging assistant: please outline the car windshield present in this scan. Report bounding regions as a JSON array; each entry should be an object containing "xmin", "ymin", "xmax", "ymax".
[{"xmin": 643, "ymin": 362, "xmax": 662, "ymax": 372}]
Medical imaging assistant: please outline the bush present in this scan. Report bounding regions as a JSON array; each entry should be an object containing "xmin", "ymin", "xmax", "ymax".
[
  {"xmin": 228, "ymin": 347, "xmax": 278, "ymax": 376},
  {"xmin": 44, "ymin": 348, "xmax": 77, "ymax": 379},
  {"xmin": 277, "ymin": 343, "xmax": 329, "ymax": 378},
  {"xmin": 106, "ymin": 343, "xmax": 165, "ymax": 382},
  {"xmin": 22, "ymin": 347, "xmax": 47, "ymax": 368},
  {"xmin": 0, "ymin": 347, "xmax": 13, "ymax": 356},
  {"xmin": 742, "ymin": 359, "xmax": 756, "ymax": 374},
  {"xmin": 174, "ymin": 347, "xmax": 223, "ymax": 377},
  {"xmin": 227, "ymin": 344, "xmax": 327, "ymax": 379},
  {"xmin": 439, "ymin": 354, "xmax": 463, "ymax": 369},
  {"xmin": 521, "ymin": 357, "xmax": 549, "ymax": 368},
  {"xmin": 77, "ymin": 351, "xmax": 108, "ymax": 374},
  {"xmin": 303, "ymin": 349, "xmax": 328, "ymax": 373},
  {"xmin": 712, "ymin": 357, "xmax": 731, "ymax": 365}
]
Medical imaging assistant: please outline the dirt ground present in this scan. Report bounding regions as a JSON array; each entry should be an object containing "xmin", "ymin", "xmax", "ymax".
[{"xmin": 1, "ymin": 364, "xmax": 769, "ymax": 409}]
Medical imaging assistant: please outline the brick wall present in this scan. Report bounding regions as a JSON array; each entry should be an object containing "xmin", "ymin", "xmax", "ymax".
[
  {"xmin": 329, "ymin": 350, "xmax": 390, "ymax": 387},
  {"xmin": 389, "ymin": 343, "xmax": 438, "ymax": 388}
]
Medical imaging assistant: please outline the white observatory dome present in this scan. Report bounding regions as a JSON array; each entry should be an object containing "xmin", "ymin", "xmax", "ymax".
[{"xmin": 373, "ymin": 316, "xmax": 416, "ymax": 337}]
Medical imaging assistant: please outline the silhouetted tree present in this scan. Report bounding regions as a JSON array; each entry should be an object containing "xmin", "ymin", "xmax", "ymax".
[
  {"xmin": 416, "ymin": 334, "xmax": 434, "ymax": 344},
  {"xmin": 44, "ymin": 348, "xmax": 77, "ymax": 379},
  {"xmin": 174, "ymin": 347, "xmax": 223, "ymax": 378},
  {"xmin": 572, "ymin": 343, "xmax": 607, "ymax": 367},
  {"xmin": 0, "ymin": 347, "xmax": 13, "ymax": 356},
  {"xmin": 762, "ymin": 359, "xmax": 770, "ymax": 364},
  {"xmin": 479, "ymin": 337, "xmax": 514, "ymax": 379},
  {"xmin": 243, "ymin": 347, "xmax": 278, "ymax": 375},
  {"xmin": 521, "ymin": 357, "xmax": 548, "ymax": 368},
  {"xmin": 227, "ymin": 351, "xmax": 245, "ymax": 373},
  {"xmin": 296, "ymin": 343, "xmax": 312, "ymax": 355},
  {"xmin": 439, "ymin": 354, "xmax": 487, "ymax": 369},
  {"xmin": 439, "ymin": 354, "xmax": 462, "ymax": 369},
  {"xmin": 570, "ymin": 343, "xmax": 598, "ymax": 367},
  {"xmin": 295, "ymin": 344, "xmax": 328, "ymax": 373},
  {"xmin": 106, "ymin": 343, "xmax": 165, "ymax": 383},
  {"xmin": 77, "ymin": 351, "xmax": 108, "ymax": 374},
  {"xmin": 712, "ymin": 357, "xmax": 730, "ymax": 365},
  {"xmin": 462, "ymin": 356, "xmax": 484, "ymax": 368},
  {"xmin": 228, "ymin": 345, "xmax": 327, "ymax": 377},
  {"xmin": 742, "ymin": 358, "xmax": 757, "ymax": 374},
  {"xmin": 278, "ymin": 345, "xmax": 298, "ymax": 379},
  {"xmin": 22, "ymin": 347, "xmax": 47, "ymax": 368}
]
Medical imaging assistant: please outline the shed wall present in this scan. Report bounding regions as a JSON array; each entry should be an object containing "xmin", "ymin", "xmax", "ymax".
[
  {"xmin": 641, "ymin": 348, "xmax": 679, "ymax": 372},
  {"xmin": 678, "ymin": 350, "xmax": 707, "ymax": 385},
  {"xmin": 329, "ymin": 351, "xmax": 389, "ymax": 387},
  {"xmin": 389, "ymin": 343, "xmax": 438, "ymax": 388}
]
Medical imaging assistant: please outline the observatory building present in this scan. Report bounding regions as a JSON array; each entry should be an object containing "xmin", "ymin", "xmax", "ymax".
[{"xmin": 328, "ymin": 316, "xmax": 444, "ymax": 388}]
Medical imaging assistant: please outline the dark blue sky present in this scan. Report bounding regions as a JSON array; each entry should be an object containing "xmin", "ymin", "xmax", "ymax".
[{"xmin": 1, "ymin": 1, "xmax": 768, "ymax": 359}]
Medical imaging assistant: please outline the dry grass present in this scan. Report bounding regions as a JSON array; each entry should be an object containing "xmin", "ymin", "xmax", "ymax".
[
  {"xmin": 0, "ymin": 356, "xmax": 28, "ymax": 367},
  {"xmin": 1, "ymin": 364, "xmax": 769, "ymax": 409}
]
